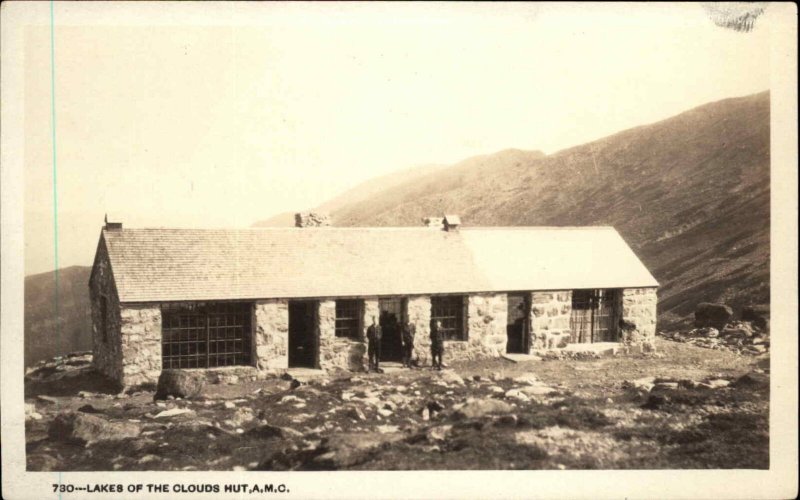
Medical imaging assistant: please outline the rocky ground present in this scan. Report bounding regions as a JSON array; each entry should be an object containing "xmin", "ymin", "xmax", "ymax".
[
  {"xmin": 659, "ymin": 320, "xmax": 770, "ymax": 356},
  {"xmin": 25, "ymin": 339, "xmax": 769, "ymax": 471}
]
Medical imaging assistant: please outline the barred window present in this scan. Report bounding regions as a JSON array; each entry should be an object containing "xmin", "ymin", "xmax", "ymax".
[
  {"xmin": 161, "ymin": 302, "xmax": 252, "ymax": 369},
  {"xmin": 431, "ymin": 295, "xmax": 467, "ymax": 341},
  {"xmin": 335, "ymin": 299, "xmax": 362, "ymax": 339}
]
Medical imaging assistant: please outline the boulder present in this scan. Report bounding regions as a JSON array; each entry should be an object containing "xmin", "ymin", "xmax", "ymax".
[
  {"xmin": 48, "ymin": 412, "xmax": 140, "ymax": 445},
  {"xmin": 732, "ymin": 372, "xmax": 769, "ymax": 389},
  {"xmin": 453, "ymin": 398, "xmax": 513, "ymax": 419},
  {"xmin": 741, "ymin": 305, "xmax": 770, "ymax": 330},
  {"xmin": 694, "ymin": 303, "xmax": 733, "ymax": 330},
  {"xmin": 154, "ymin": 370, "xmax": 206, "ymax": 400},
  {"xmin": 312, "ymin": 432, "xmax": 404, "ymax": 469}
]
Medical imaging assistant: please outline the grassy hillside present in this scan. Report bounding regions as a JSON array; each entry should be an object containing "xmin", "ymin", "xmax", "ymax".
[
  {"xmin": 331, "ymin": 93, "xmax": 770, "ymax": 327},
  {"xmin": 24, "ymin": 266, "xmax": 93, "ymax": 366}
]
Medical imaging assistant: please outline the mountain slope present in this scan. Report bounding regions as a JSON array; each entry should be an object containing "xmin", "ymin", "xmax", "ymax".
[
  {"xmin": 331, "ymin": 92, "xmax": 770, "ymax": 326},
  {"xmin": 252, "ymin": 163, "xmax": 455, "ymax": 227},
  {"xmin": 24, "ymin": 266, "xmax": 93, "ymax": 366}
]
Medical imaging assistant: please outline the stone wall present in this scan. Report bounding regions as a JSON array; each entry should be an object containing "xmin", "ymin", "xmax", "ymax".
[
  {"xmin": 446, "ymin": 293, "xmax": 508, "ymax": 363},
  {"xmin": 317, "ymin": 300, "xmax": 368, "ymax": 371},
  {"xmin": 407, "ymin": 295, "xmax": 432, "ymax": 365},
  {"xmin": 530, "ymin": 291, "xmax": 572, "ymax": 349},
  {"xmin": 89, "ymin": 237, "xmax": 123, "ymax": 383},
  {"xmin": 254, "ymin": 299, "xmax": 289, "ymax": 370},
  {"xmin": 119, "ymin": 305, "xmax": 162, "ymax": 387},
  {"xmin": 620, "ymin": 287, "xmax": 658, "ymax": 345},
  {"xmin": 294, "ymin": 212, "xmax": 330, "ymax": 227}
]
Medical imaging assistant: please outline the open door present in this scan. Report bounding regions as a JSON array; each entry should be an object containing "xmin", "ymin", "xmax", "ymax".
[
  {"xmin": 288, "ymin": 301, "xmax": 317, "ymax": 368},
  {"xmin": 378, "ymin": 298, "xmax": 403, "ymax": 362},
  {"xmin": 506, "ymin": 293, "xmax": 529, "ymax": 353}
]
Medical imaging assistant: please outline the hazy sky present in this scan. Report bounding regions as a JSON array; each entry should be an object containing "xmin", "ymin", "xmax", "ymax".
[{"xmin": 23, "ymin": 3, "xmax": 771, "ymax": 275}]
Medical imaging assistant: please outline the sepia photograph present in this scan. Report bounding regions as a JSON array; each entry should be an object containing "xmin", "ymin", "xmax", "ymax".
[{"xmin": 1, "ymin": 2, "xmax": 797, "ymax": 499}]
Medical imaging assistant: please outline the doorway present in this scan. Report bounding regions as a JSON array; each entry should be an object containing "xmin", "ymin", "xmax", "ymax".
[
  {"xmin": 288, "ymin": 301, "xmax": 318, "ymax": 368},
  {"xmin": 378, "ymin": 298, "xmax": 404, "ymax": 362},
  {"xmin": 506, "ymin": 294, "xmax": 529, "ymax": 353},
  {"xmin": 570, "ymin": 289, "xmax": 620, "ymax": 343}
]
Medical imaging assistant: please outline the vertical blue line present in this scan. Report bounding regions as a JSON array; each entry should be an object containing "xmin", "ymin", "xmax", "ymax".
[{"xmin": 50, "ymin": 1, "xmax": 59, "ymax": 338}]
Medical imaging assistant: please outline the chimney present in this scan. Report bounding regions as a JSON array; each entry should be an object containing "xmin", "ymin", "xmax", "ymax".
[
  {"xmin": 443, "ymin": 214, "xmax": 461, "ymax": 232},
  {"xmin": 294, "ymin": 211, "xmax": 331, "ymax": 228},
  {"xmin": 104, "ymin": 214, "xmax": 122, "ymax": 231},
  {"xmin": 422, "ymin": 216, "xmax": 444, "ymax": 229}
]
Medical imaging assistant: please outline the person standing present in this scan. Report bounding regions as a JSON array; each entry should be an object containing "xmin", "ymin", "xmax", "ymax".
[
  {"xmin": 366, "ymin": 315, "xmax": 382, "ymax": 372},
  {"xmin": 401, "ymin": 320, "xmax": 416, "ymax": 368},
  {"xmin": 430, "ymin": 319, "xmax": 444, "ymax": 370}
]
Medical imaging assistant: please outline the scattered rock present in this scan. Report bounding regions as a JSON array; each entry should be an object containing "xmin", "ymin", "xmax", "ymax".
[
  {"xmin": 229, "ymin": 407, "xmax": 255, "ymax": 427},
  {"xmin": 426, "ymin": 400, "xmax": 445, "ymax": 413},
  {"xmin": 77, "ymin": 404, "xmax": 102, "ymax": 414},
  {"xmin": 49, "ymin": 412, "xmax": 140, "ymax": 445},
  {"xmin": 37, "ymin": 395, "xmax": 59, "ymax": 405},
  {"xmin": 426, "ymin": 425, "xmax": 453, "ymax": 442},
  {"xmin": 311, "ymin": 432, "xmax": 404, "ymax": 469},
  {"xmin": 153, "ymin": 408, "xmax": 195, "ymax": 419},
  {"xmin": 741, "ymin": 305, "xmax": 769, "ymax": 330},
  {"xmin": 439, "ymin": 371, "xmax": 465, "ymax": 386},
  {"xmin": 154, "ymin": 370, "xmax": 206, "ymax": 400},
  {"xmin": 512, "ymin": 374, "xmax": 539, "ymax": 386},
  {"xmin": 345, "ymin": 406, "xmax": 367, "ymax": 421},
  {"xmin": 453, "ymin": 399, "xmax": 513, "ymax": 419},
  {"xmin": 377, "ymin": 408, "xmax": 393, "ymax": 417},
  {"xmin": 224, "ymin": 401, "xmax": 236, "ymax": 409},
  {"xmin": 420, "ymin": 407, "xmax": 430, "ymax": 421},
  {"xmin": 504, "ymin": 389, "xmax": 530, "ymax": 402},
  {"xmin": 641, "ymin": 394, "xmax": 669, "ymax": 410},
  {"xmin": 519, "ymin": 385, "xmax": 556, "ymax": 397},
  {"xmin": 25, "ymin": 402, "xmax": 43, "ymax": 421}
]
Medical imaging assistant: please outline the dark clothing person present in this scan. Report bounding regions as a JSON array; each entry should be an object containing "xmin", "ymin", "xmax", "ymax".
[
  {"xmin": 367, "ymin": 323, "xmax": 382, "ymax": 371},
  {"xmin": 430, "ymin": 322, "xmax": 444, "ymax": 370},
  {"xmin": 401, "ymin": 323, "xmax": 416, "ymax": 367}
]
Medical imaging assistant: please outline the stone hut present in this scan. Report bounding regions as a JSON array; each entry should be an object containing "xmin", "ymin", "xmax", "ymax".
[{"xmin": 89, "ymin": 216, "xmax": 658, "ymax": 387}]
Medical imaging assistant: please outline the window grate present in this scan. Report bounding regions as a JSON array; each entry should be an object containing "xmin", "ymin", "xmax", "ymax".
[
  {"xmin": 335, "ymin": 299, "xmax": 362, "ymax": 339},
  {"xmin": 161, "ymin": 302, "xmax": 252, "ymax": 369},
  {"xmin": 431, "ymin": 295, "xmax": 466, "ymax": 341}
]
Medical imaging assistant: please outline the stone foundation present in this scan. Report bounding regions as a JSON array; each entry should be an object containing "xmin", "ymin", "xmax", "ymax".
[
  {"xmin": 119, "ymin": 305, "xmax": 162, "ymax": 387},
  {"xmin": 254, "ymin": 299, "xmax": 289, "ymax": 370},
  {"xmin": 620, "ymin": 287, "xmax": 658, "ymax": 345},
  {"xmin": 530, "ymin": 291, "xmax": 572, "ymax": 349}
]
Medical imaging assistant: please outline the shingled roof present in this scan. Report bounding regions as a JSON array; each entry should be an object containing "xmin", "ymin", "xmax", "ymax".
[{"xmin": 98, "ymin": 226, "xmax": 658, "ymax": 303}]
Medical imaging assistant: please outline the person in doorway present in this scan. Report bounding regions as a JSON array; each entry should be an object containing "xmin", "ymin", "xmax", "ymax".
[
  {"xmin": 401, "ymin": 320, "xmax": 416, "ymax": 368},
  {"xmin": 430, "ymin": 319, "xmax": 444, "ymax": 370},
  {"xmin": 366, "ymin": 315, "xmax": 382, "ymax": 372}
]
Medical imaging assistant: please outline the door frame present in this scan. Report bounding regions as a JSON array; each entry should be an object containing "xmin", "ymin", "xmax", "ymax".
[
  {"xmin": 288, "ymin": 300, "xmax": 319, "ymax": 368},
  {"xmin": 378, "ymin": 296, "xmax": 406, "ymax": 362},
  {"xmin": 506, "ymin": 293, "xmax": 530, "ymax": 354}
]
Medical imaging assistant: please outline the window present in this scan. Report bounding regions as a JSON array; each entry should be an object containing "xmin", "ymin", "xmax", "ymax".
[
  {"xmin": 100, "ymin": 295, "xmax": 108, "ymax": 343},
  {"xmin": 335, "ymin": 299, "xmax": 362, "ymax": 339},
  {"xmin": 431, "ymin": 295, "xmax": 466, "ymax": 341},
  {"xmin": 161, "ymin": 302, "xmax": 252, "ymax": 369}
]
